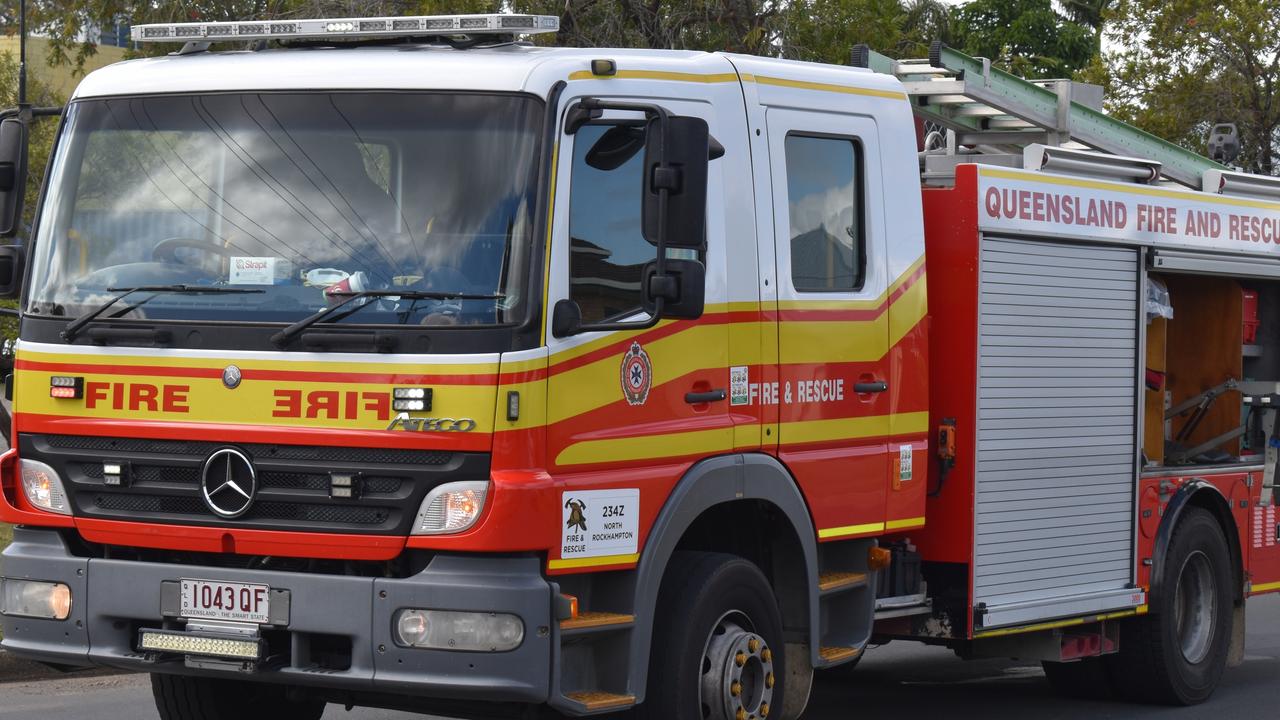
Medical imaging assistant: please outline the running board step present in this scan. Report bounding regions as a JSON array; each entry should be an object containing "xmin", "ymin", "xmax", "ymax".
[
  {"xmin": 560, "ymin": 611, "xmax": 636, "ymax": 635},
  {"xmin": 818, "ymin": 645, "xmax": 862, "ymax": 667},
  {"xmin": 818, "ymin": 571, "xmax": 869, "ymax": 595},
  {"xmin": 563, "ymin": 691, "xmax": 637, "ymax": 713}
]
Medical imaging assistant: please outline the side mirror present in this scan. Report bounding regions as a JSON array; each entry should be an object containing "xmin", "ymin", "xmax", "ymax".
[
  {"xmin": 642, "ymin": 115, "xmax": 709, "ymax": 250},
  {"xmin": 551, "ymin": 298, "xmax": 582, "ymax": 338},
  {"xmin": 642, "ymin": 258, "xmax": 704, "ymax": 320},
  {"xmin": 0, "ymin": 245, "xmax": 23, "ymax": 299},
  {"xmin": 0, "ymin": 118, "xmax": 28, "ymax": 238}
]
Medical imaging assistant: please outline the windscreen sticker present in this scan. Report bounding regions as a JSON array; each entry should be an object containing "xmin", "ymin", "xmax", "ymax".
[
  {"xmin": 230, "ymin": 257, "xmax": 276, "ymax": 285},
  {"xmin": 561, "ymin": 489, "xmax": 640, "ymax": 560},
  {"xmin": 899, "ymin": 444, "xmax": 914, "ymax": 482},
  {"xmin": 730, "ymin": 366, "xmax": 750, "ymax": 406}
]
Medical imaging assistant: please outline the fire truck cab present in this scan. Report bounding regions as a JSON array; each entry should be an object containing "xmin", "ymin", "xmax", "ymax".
[{"xmin": 1, "ymin": 13, "xmax": 1279, "ymax": 720}]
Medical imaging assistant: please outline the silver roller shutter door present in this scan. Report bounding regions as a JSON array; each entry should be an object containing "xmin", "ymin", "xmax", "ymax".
[{"xmin": 974, "ymin": 236, "xmax": 1142, "ymax": 628}]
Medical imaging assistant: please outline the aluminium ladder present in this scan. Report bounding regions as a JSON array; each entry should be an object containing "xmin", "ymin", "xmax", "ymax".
[{"xmin": 851, "ymin": 42, "xmax": 1225, "ymax": 188}]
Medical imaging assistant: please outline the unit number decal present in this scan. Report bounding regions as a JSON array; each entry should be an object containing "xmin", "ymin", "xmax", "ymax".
[
  {"xmin": 899, "ymin": 445, "xmax": 914, "ymax": 482},
  {"xmin": 561, "ymin": 489, "xmax": 640, "ymax": 560}
]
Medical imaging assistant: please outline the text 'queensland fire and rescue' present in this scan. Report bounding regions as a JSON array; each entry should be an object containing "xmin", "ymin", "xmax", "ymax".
[{"xmin": 984, "ymin": 186, "xmax": 1280, "ymax": 244}]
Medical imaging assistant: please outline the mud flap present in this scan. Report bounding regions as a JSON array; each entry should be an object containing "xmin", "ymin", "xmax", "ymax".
[
  {"xmin": 780, "ymin": 642, "xmax": 814, "ymax": 720},
  {"xmin": 1227, "ymin": 602, "xmax": 1246, "ymax": 668}
]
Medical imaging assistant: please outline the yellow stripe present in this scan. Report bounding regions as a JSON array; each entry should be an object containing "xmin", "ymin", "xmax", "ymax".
[
  {"xmin": 18, "ymin": 349, "xmax": 499, "ymax": 376},
  {"xmin": 885, "ymin": 516, "xmax": 926, "ymax": 531},
  {"xmin": 972, "ymin": 606, "xmax": 1146, "ymax": 639},
  {"xmin": 782, "ymin": 411, "xmax": 929, "ymax": 446},
  {"xmin": 1251, "ymin": 580, "xmax": 1280, "ymax": 593},
  {"xmin": 751, "ymin": 74, "xmax": 907, "ymax": 101},
  {"xmin": 548, "ymin": 553, "xmax": 640, "ymax": 570},
  {"xmin": 568, "ymin": 69, "xmax": 740, "ymax": 84},
  {"xmin": 540, "ymin": 140, "xmax": 560, "ymax": 346},
  {"xmin": 818, "ymin": 522, "xmax": 885, "ymax": 539},
  {"xmin": 555, "ymin": 427, "xmax": 732, "ymax": 466},
  {"xmin": 980, "ymin": 166, "xmax": 1280, "ymax": 212},
  {"xmin": 566, "ymin": 68, "xmax": 908, "ymax": 101}
]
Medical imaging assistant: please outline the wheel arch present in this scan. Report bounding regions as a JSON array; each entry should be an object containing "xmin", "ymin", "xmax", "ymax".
[
  {"xmin": 1151, "ymin": 479, "xmax": 1244, "ymax": 605},
  {"xmin": 625, "ymin": 453, "xmax": 820, "ymax": 704}
]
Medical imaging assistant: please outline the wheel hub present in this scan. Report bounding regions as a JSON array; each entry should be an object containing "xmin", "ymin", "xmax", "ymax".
[
  {"xmin": 1174, "ymin": 549, "xmax": 1216, "ymax": 665},
  {"xmin": 700, "ymin": 615, "xmax": 775, "ymax": 720}
]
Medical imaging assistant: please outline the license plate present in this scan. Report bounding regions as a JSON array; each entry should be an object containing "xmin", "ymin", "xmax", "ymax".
[{"xmin": 179, "ymin": 579, "xmax": 270, "ymax": 624}]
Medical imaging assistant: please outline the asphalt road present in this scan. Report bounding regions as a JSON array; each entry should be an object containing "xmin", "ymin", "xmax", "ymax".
[{"xmin": 3, "ymin": 594, "xmax": 1277, "ymax": 720}]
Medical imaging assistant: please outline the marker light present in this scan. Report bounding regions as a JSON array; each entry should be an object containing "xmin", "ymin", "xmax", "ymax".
[
  {"xmin": 20, "ymin": 459, "xmax": 71, "ymax": 515},
  {"xmin": 330, "ymin": 472, "xmax": 360, "ymax": 499},
  {"xmin": 0, "ymin": 579, "xmax": 73, "ymax": 620},
  {"xmin": 412, "ymin": 481, "xmax": 488, "ymax": 535},
  {"xmin": 393, "ymin": 609, "xmax": 524, "ymax": 652},
  {"xmin": 393, "ymin": 387, "xmax": 432, "ymax": 412},
  {"xmin": 131, "ymin": 14, "xmax": 559, "ymax": 44},
  {"xmin": 49, "ymin": 376, "xmax": 83, "ymax": 399}
]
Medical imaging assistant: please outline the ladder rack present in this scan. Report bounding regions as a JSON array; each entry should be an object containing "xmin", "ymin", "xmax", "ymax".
[{"xmin": 852, "ymin": 42, "xmax": 1225, "ymax": 188}]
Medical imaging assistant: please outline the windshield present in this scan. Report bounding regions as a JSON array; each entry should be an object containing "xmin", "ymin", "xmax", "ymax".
[{"xmin": 26, "ymin": 92, "xmax": 543, "ymax": 327}]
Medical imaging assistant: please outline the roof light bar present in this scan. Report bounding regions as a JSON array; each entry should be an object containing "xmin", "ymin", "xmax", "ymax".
[{"xmin": 131, "ymin": 14, "xmax": 559, "ymax": 44}]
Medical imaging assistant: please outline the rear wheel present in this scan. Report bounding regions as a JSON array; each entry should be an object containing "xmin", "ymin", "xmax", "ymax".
[
  {"xmin": 151, "ymin": 673, "xmax": 326, "ymax": 720},
  {"xmin": 638, "ymin": 552, "xmax": 786, "ymax": 720},
  {"xmin": 1106, "ymin": 506, "xmax": 1233, "ymax": 705}
]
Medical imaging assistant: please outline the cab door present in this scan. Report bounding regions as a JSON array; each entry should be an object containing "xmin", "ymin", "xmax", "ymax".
[
  {"xmin": 766, "ymin": 108, "xmax": 893, "ymax": 540},
  {"xmin": 542, "ymin": 89, "xmax": 737, "ymax": 570}
]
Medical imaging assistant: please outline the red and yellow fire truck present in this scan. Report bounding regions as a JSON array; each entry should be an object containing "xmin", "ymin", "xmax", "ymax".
[{"xmin": 2, "ymin": 13, "xmax": 1280, "ymax": 720}]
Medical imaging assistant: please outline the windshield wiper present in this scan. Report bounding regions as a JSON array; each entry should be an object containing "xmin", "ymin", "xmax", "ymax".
[
  {"xmin": 271, "ymin": 290, "xmax": 503, "ymax": 348},
  {"xmin": 61, "ymin": 285, "xmax": 266, "ymax": 342}
]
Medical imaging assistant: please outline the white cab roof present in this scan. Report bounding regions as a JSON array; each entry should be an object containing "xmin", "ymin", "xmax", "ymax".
[
  {"xmin": 71, "ymin": 44, "xmax": 903, "ymax": 101},
  {"xmin": 73, "ymin": 45, "xmax": 711, "ymax": 99}
]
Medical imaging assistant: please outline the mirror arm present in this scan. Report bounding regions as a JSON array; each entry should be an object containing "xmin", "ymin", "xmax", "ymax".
[{"xmin": 0, "ymin": 106, "xmax": 62, "ymax": 122}]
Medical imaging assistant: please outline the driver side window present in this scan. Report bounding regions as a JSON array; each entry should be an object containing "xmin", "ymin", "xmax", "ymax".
[{"xmin": 567, "ymin": 123, "xmax": 649, "ymax": 324}]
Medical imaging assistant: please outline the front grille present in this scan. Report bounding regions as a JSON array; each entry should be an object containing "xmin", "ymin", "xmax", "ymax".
[
  {"xmin": 46, "ymin": 435, "xmax": 453, "ymax": 466},
  {"xmin": 23, "ymin": 434, "xmax": 488, "ymax": 536},
  {"xmin": 92, "ymin": 494, "xmax": 390, "ymax": 526}
]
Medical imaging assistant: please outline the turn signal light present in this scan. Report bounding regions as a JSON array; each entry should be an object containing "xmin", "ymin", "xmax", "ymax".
[{"xmin": 868, "ymin": 546, "xmax": 892, "ymax": 572}]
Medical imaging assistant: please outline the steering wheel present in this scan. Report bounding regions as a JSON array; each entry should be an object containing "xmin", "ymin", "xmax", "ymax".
[{"xmin": 151, "ymin": 237, "xmax": 235, "ymax": 265}]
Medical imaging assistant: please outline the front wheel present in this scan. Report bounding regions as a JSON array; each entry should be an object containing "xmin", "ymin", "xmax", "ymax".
[
  {"xmin": 151, "ymin": 674, "xmax": 326, "ymax": 720},
  {"xmin": 638, "ymin": 552, "xmax": 786, "ymax": 720},
  {"xmin": 1107, "ymin": 506, "xmax": 1234, "ymax": 705}
]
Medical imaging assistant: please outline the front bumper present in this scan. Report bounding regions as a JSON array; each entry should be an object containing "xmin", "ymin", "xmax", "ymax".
[{"xmin": 0, "ymin": 527, "xmax": 553, "ymax": 703}]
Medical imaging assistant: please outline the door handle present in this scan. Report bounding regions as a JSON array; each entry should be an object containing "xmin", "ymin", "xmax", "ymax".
[
  {"xmin": 854, "ymin": 381, "xmax": 888, "ymax": 394},
  {"xmin": 685, "ymin": 389, "xmax": 727, "ymax": 404}
]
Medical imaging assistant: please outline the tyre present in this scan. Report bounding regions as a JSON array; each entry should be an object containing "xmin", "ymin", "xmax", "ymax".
[
  {"xmin": 637, "ymin": 552, "xmax": 786, "ymax": 720},
  {"xmin": 151, "ymin": 673, "xmax": 326, "ymax": 720},
  {"xmin": 1041, "ymin": 657, "xmax": 1113, "ymax": 700},
  {"xmin": 1106, "ymin": 506, "xmax": 1233, "ymax": 705}
]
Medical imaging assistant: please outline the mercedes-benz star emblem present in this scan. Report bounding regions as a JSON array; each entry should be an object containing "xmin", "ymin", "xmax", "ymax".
[
  {"xmin": 200, "ymin": 448, "xmax": 257, "ymax": 519},
  {"xmin": 222, "ymin": 365, "xmax": 242, "ymax": 389}
]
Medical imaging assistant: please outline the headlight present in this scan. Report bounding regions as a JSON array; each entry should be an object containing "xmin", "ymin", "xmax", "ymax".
[
  {"xmin": 411, "ymin": 481, "xmax": 488, "ymax": 535},
  {"xmin": 393, "ymin": 609, "xmax": 524, "ymax": 652},
  {"xmin": 0, "ymin": 579, "xmax": 73, "ymax": 620},
  {"xmin": 20, "ymin": 459, "xmax": 71, "ymax": 515}
]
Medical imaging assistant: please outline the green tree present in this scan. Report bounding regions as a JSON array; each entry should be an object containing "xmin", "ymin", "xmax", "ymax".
[
  {"xmin": 951, "ymin": 0, "xmax": 1095, "ymax": 79},
  {"xmin": 1095, "ymin": 0, "xmax": 1278, "ymax": 176}
]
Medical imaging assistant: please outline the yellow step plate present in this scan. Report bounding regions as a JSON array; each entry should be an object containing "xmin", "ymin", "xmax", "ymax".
[
  {"xmin": 565, "ymin": 691, "xmax": 636, "ymax": 712},
  {"xmin": 560, "ymin": 611, "xmax": 636, "ymax": 631},
  {"xmin": 818, "ymin": 571, "xmax": 868, "ymax": 592},
  {"xmin": 819, "ymin": 646, "xmax": 861, "ymax": 664}
]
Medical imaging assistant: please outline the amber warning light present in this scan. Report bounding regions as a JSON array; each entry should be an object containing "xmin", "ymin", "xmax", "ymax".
[{"xmin": 49, "ymin": 376, "xmax": 83, "ymax": 399}]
